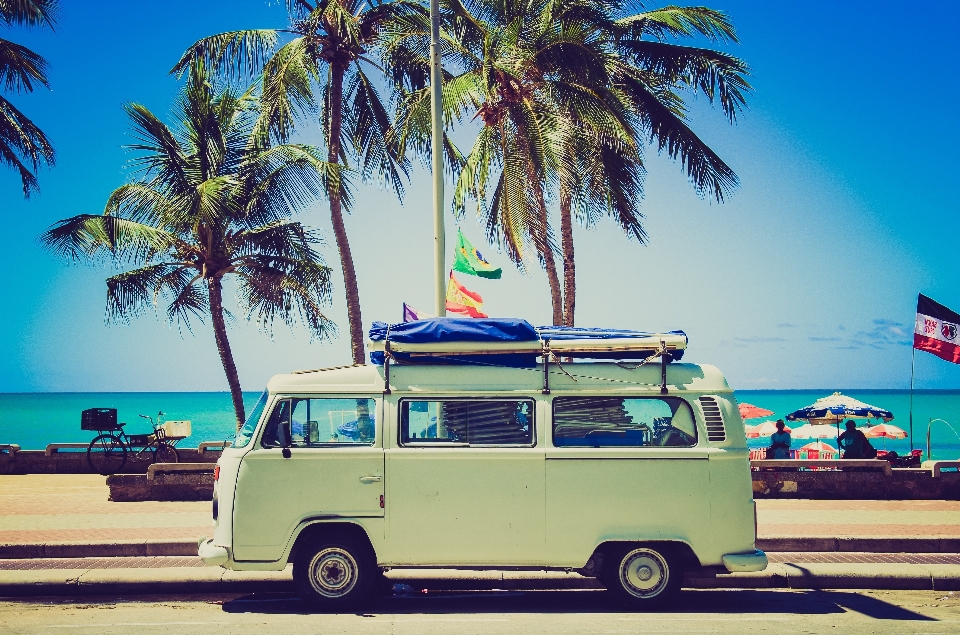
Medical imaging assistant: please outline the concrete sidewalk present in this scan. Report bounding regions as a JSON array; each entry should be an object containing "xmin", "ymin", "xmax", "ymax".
[{"xmin": 4, "ymin": 474, "xmax": 960, "ymax": 560}]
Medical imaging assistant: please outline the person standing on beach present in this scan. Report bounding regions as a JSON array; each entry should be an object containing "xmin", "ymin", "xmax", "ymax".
[{"xmin": 769, "ymin": 420, "xmax": 791, "ymax": 459}]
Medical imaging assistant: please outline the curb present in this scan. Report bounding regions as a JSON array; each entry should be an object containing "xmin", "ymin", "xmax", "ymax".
[
  {"xmin": 0, "ymin": 541, "xmax": 197, "ymax": 559},
  {"xmin": 756, "ymin": 537, "xmax": 960, "ymax": 553},
  {"xmin": 5, "ymin": 537, "xmax": 960, "ymax": 560},
  {"xmin": 1, "ymin": 564, "xmax": 960, "ymax": 597}
]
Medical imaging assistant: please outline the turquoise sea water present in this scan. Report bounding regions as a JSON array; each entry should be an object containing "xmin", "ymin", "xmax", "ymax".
[{"xmin": 1, "ymin": 390, "xmax": 959, "ymax": 459}]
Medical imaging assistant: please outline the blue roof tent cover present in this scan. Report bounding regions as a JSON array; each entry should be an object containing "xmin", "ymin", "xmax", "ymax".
[
  {"xmin": 369, "ymin": 318, "xmax": 540, "ymax": 366},
  {"xmin": 369, "ymin": 318, "xmax": 686, "ymax": 365}
]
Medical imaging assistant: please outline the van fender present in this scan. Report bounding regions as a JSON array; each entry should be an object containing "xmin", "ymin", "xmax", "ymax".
[
  {"xmin": 581, "ymin": 539, "xmax": 702, "ymax": 578},
  {"xmin": 281, "ymin": 517, "xmax": 379, "ymax": 567}
]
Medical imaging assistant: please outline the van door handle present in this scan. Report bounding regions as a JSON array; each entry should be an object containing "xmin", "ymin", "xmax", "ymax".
[{"xmin": 359, "ymin": 475, "xmax": 382, "ymax": 483}]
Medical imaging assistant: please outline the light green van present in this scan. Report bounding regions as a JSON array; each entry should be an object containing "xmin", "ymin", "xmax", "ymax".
[{"xmin": 200, "ymin": 358, "xmax": 766, "ymax": 609}]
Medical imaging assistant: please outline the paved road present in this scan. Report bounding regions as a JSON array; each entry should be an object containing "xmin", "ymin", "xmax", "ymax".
[{"xmin": 2, "ymin": 589, "xmax": 960, "ymax": 634}]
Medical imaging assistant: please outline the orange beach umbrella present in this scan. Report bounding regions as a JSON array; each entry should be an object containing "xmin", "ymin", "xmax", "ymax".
[
  {"xmin": 863, "ymin": 424, "xmax": 908, "ymax": 439},
  {"xmin": 746, "ymin": 421, "xmax": 790, "ymax": 438},
  {"xmin": 739, "ymin": 403, "xmax": 775, "ymax": 421}
]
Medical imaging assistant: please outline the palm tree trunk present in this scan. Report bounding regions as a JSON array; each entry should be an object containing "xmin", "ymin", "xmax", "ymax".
[
  {"xmin": 208, "ymin": 277, "xmax": 246, "ymax": 430},
  {"xmin": 530, "ymin": 173, "xmax": 563, "ymax": 326},
  {"xmin": 327, "ymin": 61, "xmax": 365, "ymax": 365},
  {"xmin": 559, "ymin": 184, "xmax": 575, "ymax": 327}
]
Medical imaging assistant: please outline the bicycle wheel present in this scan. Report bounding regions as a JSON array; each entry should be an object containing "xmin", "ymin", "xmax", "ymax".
[
  {"xmin": 87, "ymin": 434, "xmax": 127, "ymax": 475},
  {"xmin": 153, "ymin": 442, "xmax": 179, "ymax": 464}
]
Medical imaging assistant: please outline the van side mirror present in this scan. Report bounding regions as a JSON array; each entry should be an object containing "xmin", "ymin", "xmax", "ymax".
[{"xmin": 278, "ymin": 420, "xmax": 292, "ymax": 457}]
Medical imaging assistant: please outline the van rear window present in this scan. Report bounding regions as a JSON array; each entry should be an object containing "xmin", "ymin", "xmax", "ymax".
[
  {"xmin": 552, "ymin": 397, "xmax": 697, "ymax": 448},
  {"xmin": 400, "ymin": 399, "xmax": 534, "ymax": 446}
]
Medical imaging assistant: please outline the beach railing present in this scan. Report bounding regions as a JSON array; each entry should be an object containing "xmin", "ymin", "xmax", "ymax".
[{"xmin": 751, "ymin": 459, "xmax": 892, "ymax": 475}]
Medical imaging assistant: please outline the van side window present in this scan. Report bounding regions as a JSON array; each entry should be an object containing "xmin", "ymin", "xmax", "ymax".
[
  {"xmin": 400, "ymin": 400, "xmax": 534, "ymax": 446},
  {"xmin": 261, "ymin": 398, "xmax": 376, "ymax": 447},
  {"xmin": 552, "ymin": 397, "xmax": 697, "ymax": 448}
]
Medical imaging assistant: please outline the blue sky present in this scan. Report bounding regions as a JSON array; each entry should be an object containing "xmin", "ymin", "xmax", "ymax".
[{"xmin": 2, "ymin": 0, "xmax": 959, "ymax": 392}]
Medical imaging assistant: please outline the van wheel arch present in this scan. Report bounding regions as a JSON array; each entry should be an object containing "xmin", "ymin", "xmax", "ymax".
[
  {"xmin": 289, "ymin": 521, "xmax": 377, "ymax": 567},
  {"xmin": 585, "ymin": 540, "xmax": 700, "ymax": 578}
]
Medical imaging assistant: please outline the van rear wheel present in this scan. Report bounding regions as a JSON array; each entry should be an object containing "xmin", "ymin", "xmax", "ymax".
[
  {"xmin": 293, "ymin": 536, "xmax": 374, "ymax": 610},
  {"xmin": 602, "ymin": 545, "xmax": 682, "ymax": 610}
]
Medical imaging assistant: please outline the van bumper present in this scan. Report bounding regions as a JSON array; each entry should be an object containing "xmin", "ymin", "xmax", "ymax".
[
  {"xmin": 198, "ymin": 537, "xmax": 229, "ymax": 567},
  {"xmin": 722, "ymin": 549, "xmax": 768, "ymax": 573}
]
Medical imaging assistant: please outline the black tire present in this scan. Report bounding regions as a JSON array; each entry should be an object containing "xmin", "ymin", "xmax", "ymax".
[
  {"xmin": 152, "ymin": 443, "xmax": 179, "ymax": 464},
  {"xmin": 601, "ymin": 544, "xmax": 683, "ymax": 610},
  {"xmin": 293, "ymin": 535, "xmax": 376, "ymax": 610},
  {"xmin": 87, "ymin": 434, "xmax": 127, "ymax": 475}
]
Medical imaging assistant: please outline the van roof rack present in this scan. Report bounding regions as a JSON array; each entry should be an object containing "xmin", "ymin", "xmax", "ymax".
[{"xmin": 368, "ymin": 318, "xmax": 687, "ymax": 366}]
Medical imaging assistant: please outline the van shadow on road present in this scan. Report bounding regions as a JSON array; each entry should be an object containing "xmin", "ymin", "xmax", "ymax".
[{"xmin": 221, "ymin": 588, "xmax": 935, "ymax": 621}]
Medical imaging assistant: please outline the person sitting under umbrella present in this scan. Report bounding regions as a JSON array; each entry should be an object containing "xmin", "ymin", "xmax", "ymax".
[
  {"xmin": 838, "ymin": 420, "xmax": 875, "ymax": 459},
  {"xmin": 768, "ymin": 420, "xmax": 792, "ymax": 459}
]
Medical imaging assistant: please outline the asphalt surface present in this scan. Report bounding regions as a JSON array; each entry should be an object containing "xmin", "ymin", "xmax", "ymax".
[{"xmin": 2, "ymin": 588, "xmax": 960, "ymax": 634}]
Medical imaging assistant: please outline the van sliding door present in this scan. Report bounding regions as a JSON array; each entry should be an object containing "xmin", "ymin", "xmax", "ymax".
[
  {"xmin": 544, "ymin": 396, "xmax": 710, "ymax": 568},
  {"xmin": 384, "ymin": 398, "xmax": 545, "ymax": 566}
]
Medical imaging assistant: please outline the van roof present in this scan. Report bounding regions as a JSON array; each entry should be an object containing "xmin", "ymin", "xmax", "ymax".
[{"xmin": 267, "ymin": 362, "xmax": 731, "ymax": 395}]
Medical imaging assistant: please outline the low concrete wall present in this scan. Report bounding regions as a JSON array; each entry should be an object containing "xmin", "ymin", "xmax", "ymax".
[
  {"xmin": 107, "ymin": 472, "xmax": 214, "ymax": 502},
  {"xmin": 0, "ymin": 449, "xmax": 219, "ymax": 475},
  {"xmin": 753, "ymin": 468, "xmax": 960, "ymax": 499}
]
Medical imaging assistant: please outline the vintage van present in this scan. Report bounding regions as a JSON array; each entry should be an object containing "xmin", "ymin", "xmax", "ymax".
[{"xmin": 199, "ymin": 319, "xmax": 767, "ymax": 609}]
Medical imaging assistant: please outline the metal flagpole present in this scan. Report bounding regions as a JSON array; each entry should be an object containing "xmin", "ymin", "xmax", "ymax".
[
  {"xmin": 909, "ymin": 346, "xmax": 916, "ymax": 452},
  {"xmin": 430, "ymin": 0, "xmax": 446, "ymax": 316}
]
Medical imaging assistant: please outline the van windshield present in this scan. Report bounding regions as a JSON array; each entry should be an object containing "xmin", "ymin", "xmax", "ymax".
[{"xmin": 234, "ymin": 391, "xmax": 268, "ymax": 449}]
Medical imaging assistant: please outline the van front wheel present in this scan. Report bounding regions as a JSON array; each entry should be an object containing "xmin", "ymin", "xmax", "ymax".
[
  {"xmin": 294, "ymin": 536, "xmax": 374, "ymax": 610},
  {"xmin": 602, "ymin": 545, "xmax": 682, "ymax": 610}
]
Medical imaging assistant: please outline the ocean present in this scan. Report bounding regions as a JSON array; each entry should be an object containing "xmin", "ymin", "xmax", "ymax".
[{"xmin": 1, "ymin": 390, "xmax": 959, "ymax": 459}]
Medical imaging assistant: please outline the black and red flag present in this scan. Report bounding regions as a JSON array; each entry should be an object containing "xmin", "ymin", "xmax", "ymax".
[{"xmin": 915, "ymin": 294, "xmax": 960, "ymax": 364}]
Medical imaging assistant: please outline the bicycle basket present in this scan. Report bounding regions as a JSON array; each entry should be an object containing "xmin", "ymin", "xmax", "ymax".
[
  {"xmin": 160, "ymin": 420, "xmax": 191, "ymax": 439},
  {"xmin": 81, "ymin": 408, "xmax": 118, "ymax": 431}
]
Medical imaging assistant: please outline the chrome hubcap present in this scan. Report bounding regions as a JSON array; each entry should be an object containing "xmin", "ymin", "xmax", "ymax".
[
  {"xmin": 620, "ymin": 549, "xmax": 668, "ymax": 598},
  {"xmin": 308, "ymin": 548, "xmax": 358, "ymax": 598}
]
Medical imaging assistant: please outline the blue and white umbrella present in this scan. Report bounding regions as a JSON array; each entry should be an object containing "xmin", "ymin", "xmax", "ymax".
[{"xmin": 785, "ymin": 392, "xmax": 893, "ymax": 425}]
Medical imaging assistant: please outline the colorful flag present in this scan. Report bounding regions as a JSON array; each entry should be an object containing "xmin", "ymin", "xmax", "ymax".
[
  {"xmin": 915, "ymin": 294, "xmax": 960, "ymax": 364},
  {"xmin": 446, "ymin": 272, "xmax": 488, "ymax": 318},
  {"xmin": 452, "ymin": 229, "xmax": 502, "ymax": 279},
  {"xmin": 402, "ymin": 303, "xmax": 433, "ymax": 322}
]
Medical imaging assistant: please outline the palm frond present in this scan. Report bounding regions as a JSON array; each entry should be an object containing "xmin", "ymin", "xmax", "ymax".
[
  {"xmin": 171, "ymin": 30, "xmax": 279, "ymax": 79},
  {"xmin": 40, "ymin": 214, "xmax": 184, "ymax": 264},
  {"xmin": 616, "ymin": 6, "xmax": 738, "ymax": 43},
  {"xmin": 618, "ymin": 40, "xmax": 750, "ymax": 121},
  {"xmin": 0, "ymin": 0, "xmax": 58, "ymax": 28},
  {"xmin": 0, "ymin": 37, "xmax": 49, "ymax": 93},
  {"xmin": 623, "ymin": 72, "xmax": 738, "ymax": 202},
  {"xmin": 256, "ymin": 37, "xmax": 319, "ymax": 144},
  {"xmin": 0, "ymin": 93, "xmax": 52, "ymax": 196}
]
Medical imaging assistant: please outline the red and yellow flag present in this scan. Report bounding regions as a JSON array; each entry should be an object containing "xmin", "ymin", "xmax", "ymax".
[{"xmin": 446, "ymin": 272, "xmax": 487, "ymax": 318}]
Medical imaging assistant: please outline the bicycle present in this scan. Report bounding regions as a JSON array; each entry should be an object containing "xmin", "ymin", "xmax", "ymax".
[{"xmin": 85, "ymin": 410, "xmax": 181, "ymax": 475}]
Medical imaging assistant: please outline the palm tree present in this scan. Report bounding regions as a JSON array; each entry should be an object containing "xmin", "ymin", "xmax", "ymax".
[
  {"xmin": 556, "ymin": 3, "xmax": 751, "ymax": 325},
  {"xmin": 172, "ymin": 0, "xmax": 416, "ymax": 365},
  {"xmin": 390, "ymin": 0, "xmax": 749, "ymax": 326},
  {"xmin": 41, "ymin": 63, "xmax": 339, "ymax": 429},
  {"xmin": 1, "ymin": 0, "xmax": 57, "ymax": 197}
]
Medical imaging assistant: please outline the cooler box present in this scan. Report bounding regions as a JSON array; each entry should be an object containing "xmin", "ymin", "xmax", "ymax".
[
  {"xmin": 161, "ymin": 420, "xmax": 191, "ymax": 439},
  {"xmin": 81, "ymin": 408, "xmax": 119, "ymax": 431}
]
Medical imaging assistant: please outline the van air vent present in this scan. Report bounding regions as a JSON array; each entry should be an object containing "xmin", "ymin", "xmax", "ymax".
[{"xmin": 698, "ymin": 396, "xmax": 726, "ymax": 442}]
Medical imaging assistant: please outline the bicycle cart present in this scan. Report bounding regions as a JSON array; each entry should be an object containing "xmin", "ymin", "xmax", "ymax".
[{"xmin": 83, "ymin": 408, "xmax": 189, "ymax": 475}]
